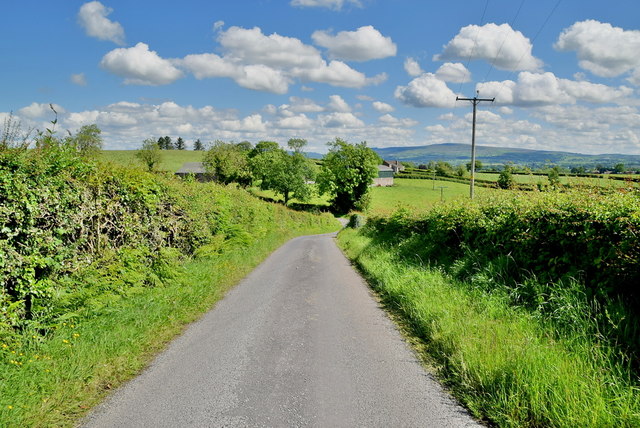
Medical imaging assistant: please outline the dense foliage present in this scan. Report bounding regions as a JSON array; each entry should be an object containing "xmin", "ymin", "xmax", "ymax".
[
  {"xmin": 317, "ymin": 138, "xmax": 380, "ymax": 214},
  {"xmin": 0, "ymin": 136, "xmax": 334, "ymax": 340},
  {"xmin": 364, "ymin": 190, "xmax": 640, "ymax": 357}
]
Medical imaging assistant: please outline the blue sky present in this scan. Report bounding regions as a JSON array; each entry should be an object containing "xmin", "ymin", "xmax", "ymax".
[{"xmin": 2, "ymin": 0, "xmax": 639, "ymax": 154}]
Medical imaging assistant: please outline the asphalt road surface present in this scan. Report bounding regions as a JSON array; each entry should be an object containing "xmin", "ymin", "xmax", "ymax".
[{"xmin": 83, "ymin": 232, "xmax": 480, "ymax": 427}]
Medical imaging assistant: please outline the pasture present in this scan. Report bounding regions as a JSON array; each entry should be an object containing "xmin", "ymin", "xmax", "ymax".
[{"xmin": 100, "ymin": 150, "xmax": 204, "ymax": 172}]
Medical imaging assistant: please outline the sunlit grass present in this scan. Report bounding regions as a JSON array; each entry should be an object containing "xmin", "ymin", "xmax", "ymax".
[
  {"xmin": 100, "ymin": 150, "xmax": 204, "ymax": 172},
  {"xmin": 368, "ymin": 178, "xmax": 496, "ymax": 215},
  {"xmin": 338, "ymin": 229, "xmax": 640, "ymax": 427}
]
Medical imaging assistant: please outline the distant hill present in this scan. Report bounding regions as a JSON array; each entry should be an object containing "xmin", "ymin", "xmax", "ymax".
[{"xmin": 372, "ymin": 143, "xmax": 640, "ymax": 170}]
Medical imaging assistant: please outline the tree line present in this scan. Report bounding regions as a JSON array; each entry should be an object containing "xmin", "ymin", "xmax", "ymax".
[{"xmin": 138, "ymin": 136, "xmax": 381, "ymax": 214}]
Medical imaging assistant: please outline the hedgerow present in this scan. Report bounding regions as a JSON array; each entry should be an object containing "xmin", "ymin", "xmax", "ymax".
[
  {"xmin": 363, "ymin": 190, "xmax": 640, "ymax": 358},
  {"xmin": 0, "ymin": 138, "xmax": 334, "ymax": 340}
]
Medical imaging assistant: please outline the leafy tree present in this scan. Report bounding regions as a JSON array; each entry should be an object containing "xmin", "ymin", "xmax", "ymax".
[
  {"xmin": 175, "ymin": 137, "xmax": 186, "ymax": 150},
  {"xmin": 571, "ymin": 166, "xmax": 586, "ymax": 174},
  {"xmin": 614, "ymin": 163, "xmax": 625, "ymax": 174},
  {"xmin": 317, "ymin": 138, "xmax": 379, "ymax": 214},
  {"xmin": 465, "ymin": 159, "xmax": 483, "ymax": 172},
  {"xmin": 250, "ymin": 140, "xmax": 315, "ymax": 204},
  {"xmin": 287, "ymin": 138, "xmax": 307, "ymax": 153},
  {"xmin": 203, "ymin": 140, "xmax": 252, "ymax": 186},
  {"xmin": 70, "ymin": 124, "xmax": 103, "ymax": 157},
  {"xmin": 251, "ymin": 140, "xmax": 280, "ymax": 156},
  {"xmin": 455, "ymin": 164, "xmax": 467, "ymax": 178},
  {"xmin": 497, "ymin": 165, "xmax": 515, "ymax": 189},
  {"xmin": 236, "ymin": 141, "xmax": 253, "ymax": 152},
  {"xmin": 158, "ymin": 136, "xmax": 174, "ymax": 150},
  {"xmin": 136, "ymin": 139, "xmax": 162, "ymax": 171},
  {"xmin": 193, "ymin": 139, "xmax": 204, "ymax": 151},
  {"xmin": 548, "ymin": 166, "xmax": 561, "ymax": 188},
  {"xmin": 435, "ymin": 161, "xmax": 453, "ymax": 177}
]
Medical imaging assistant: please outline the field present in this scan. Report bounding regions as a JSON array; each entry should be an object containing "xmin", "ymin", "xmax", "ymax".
[
  {"xmin": 100, "ymin": 150, "xmax": 204, "ymax": 172},
  {"xmin": 369, "ymin": 178, "xmax": 494, "ymax": 215},
  {"xmin": 476, "ymin": 171, "xmax": 640, "ymax": 189}
]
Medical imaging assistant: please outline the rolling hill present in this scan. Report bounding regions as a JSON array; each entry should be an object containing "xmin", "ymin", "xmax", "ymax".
[{"xmin": 372, "ymin": 143, "xmax": 640, "ymax": 170}]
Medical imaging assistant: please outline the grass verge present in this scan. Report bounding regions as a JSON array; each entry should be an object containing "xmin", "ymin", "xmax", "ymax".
[
  {"xmin": 0, "ymin": 222, "xmax": 338, "ymax": 427},
  {"xmin": 338, "ymin": 228, "xmax": 640, "ymax": 427}
]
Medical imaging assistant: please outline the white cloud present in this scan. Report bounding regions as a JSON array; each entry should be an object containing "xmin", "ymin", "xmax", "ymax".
[
  {"xmin": 290, "ymin": 0, "xmax": 361, "ymax": 10},
  {"xmin": 372, "ymin": 101, "xmax": 394, "ymax": 113},
  {"xmin": 298, "ymin": 60, "xmax": 386, "ymax": 88},
  {"xmin": 555, "ymin": 20, "xmax": 640, "ymax": 79},
  {"xmin": 318, "ymin": 112, "xmax": 364, "ymax": 128},
  {"xmin": 276, "ymin": 114, "xmax": 314, "ymax": 129},
  {"xmin": 18, "ymin": 102, "xmax": 65, "ymax": 119},
  {"xmin": 404, "ymin": 57, "xmax": 423, "ymax": 77},
  {"xmin": 77, "ymin": 1, "xmax": 125, "ymax": 45},
  {"xmin": 100, "ymin": 42, "xmax": 183, "ymax": 85},
  {"xmin": 435, "ymin": 62, "xmax": 471, "ymax": 83},
  {"xmin": 71, "ymin": 73, "xmax": 87, "ymax": 86},
  {"xmin": 435, "ymin": 23, "xmax": 542, "ymax": 71},
  {"xmin": 311, "ymin": 26, "xmax": 397, "ymax": 61},
  {"xmin": 287, "ymin": 97, "xmax": 324, "ymax": 113},
  {"xmin": 181, "ymin": 53, "xmax": 238, "ymax": 79},
  {"xmin": 219, "ymin": 114, "xmax": 267, "ymax": 133},
  {"xmin": 378, "ymin": 114, "xmax": 418, "ymax": 127},
  {"xmin": 327, "ymin": 95, "xmax": 351, "ymax": 112},
  {"xmin": 235, "ymin": 65, "xmax": 290, "ymax": 94},
  {"xmin": 213, "ymin": 20, "xmax": 225, "ymax": 32},
  {"xmin": 477, "ymin": 72, "xmax": 633, "ymax": 106},
  {"xmin": 395, "ymin": 73, "xmax": 457, "ymax": 108}
]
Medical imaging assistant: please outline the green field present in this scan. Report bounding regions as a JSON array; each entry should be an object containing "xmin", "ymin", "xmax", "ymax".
[
  {"xmin": 476, "ymin": 171, "xmax": 640, "ymax": 189},
  {"xmin": 369, "ymin": 178, "xmax": 494, "ymax": 215},
  {"xmin": 100, "ymin": 150, "xmax": 204, "ymax": 172}
]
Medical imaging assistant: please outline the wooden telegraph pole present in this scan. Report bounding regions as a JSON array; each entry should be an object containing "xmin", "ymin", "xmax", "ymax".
[{"xmin": 456, "ymin": 92, "xmax": 494, "ymax": 199}]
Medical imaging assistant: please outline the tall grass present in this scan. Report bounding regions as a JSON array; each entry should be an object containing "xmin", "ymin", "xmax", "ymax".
[{"xmin": 339, "ymin": 229, "xmax": 640, "ymax": 427}]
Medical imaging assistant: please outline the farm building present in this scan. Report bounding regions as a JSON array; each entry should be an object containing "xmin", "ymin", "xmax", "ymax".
[
  {"xmin": 175, "ymin": 162, "xmax": 213, "ymax": 182},
  {"xmin": 373, "ymin": 165, "xmax": 395, "ymax": 186},
  {"xmin": 383, "ymin": 160, "xmax": 405, "ymax": 173}
]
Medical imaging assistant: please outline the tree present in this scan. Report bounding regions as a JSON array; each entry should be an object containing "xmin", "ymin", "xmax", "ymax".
[
  {"xmin": 71, "ymin": 124, "xmax": 103, "ymax": 157},
  {"xmin": 203, "ymin": 140, "xmax": 252, "ymax": 186},
  {"xmin": 287, "ymin": 138, "xmax": 307, "ymax": 153},
  {"xmin": 175, "ymin": 137, "xmax": 186, "ymax": 150},
  {"xmin": 251, "ymin": 141, "xmax": 315, "ymax": 204},
  {"xmin": 136, "ymin": 139, "xmax": 162, "ymax": 171},
  {"xmin": 497, "ymin": 165, "xmax": 515, "ymax": 189},
  {"xmin": 435, "ymin": 161, "xmax": 453, "ymax": 177},
  {"xmin": 193, "ymin": 139, "xmax": 204, "ymax": 151},
  {"xmin": 614, "ymin": 163, "xmax": 625, "ymax": 174},
  {"xmin": 158, "ymin": 136, "xmax": 173, "ymax": 150},
  {"xmin": 455, "ymin": 164, "xmax": 467, "ymax": 178},
  {"xmin": 236, "ymin": 141, "xmax": 253, "ymax": 152},
  {"xmin": 317, "ymin": 138, "xmax": 379, "ymax": 214},
  {"xmin": 251, "ymin": 140, "xmax": 280, "ymax": 156},
  {"xmin": 547, "ymin": 166, "xmax": 561, "ymax": 188},
  {"xmin": 465, "ymin": 159, "xmax": 483, "ymax": 172}
]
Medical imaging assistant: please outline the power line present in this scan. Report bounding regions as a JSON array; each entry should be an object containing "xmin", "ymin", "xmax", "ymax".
[
  {"xmin": 458, "ymin": 0, "xmax": 491, "ymax": 94},
  {"xmin": 486, "ymin": 0, "xmax": 564, "ymax": 104},
  {"xmin": 483, "ymin": 0, "xmax": 526, "ymax": 83}
]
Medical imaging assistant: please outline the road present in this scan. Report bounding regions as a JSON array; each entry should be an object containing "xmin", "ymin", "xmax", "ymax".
[{"xmin": 82, "ymin": 232, "xmax": 480, "ymax": 427}]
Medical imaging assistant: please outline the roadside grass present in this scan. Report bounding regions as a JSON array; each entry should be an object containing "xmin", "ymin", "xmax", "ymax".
[
  {"xmin": 368, "ymin": 178, "xmax": 494, "ymax": 215},
  {"xmin": 100, "ymin": 150, "xmax": 204, "ymax": 172},
  {"xmin": 0, "ymin": 215, "xmax": 338, "ymax": 427},
  {"xmin": 248, "ymin": 185, "xmax": 332, "ymax": 209},
  {"xmin": 338, "ymin": 229, "xmax": 640, "ymax": 427}
]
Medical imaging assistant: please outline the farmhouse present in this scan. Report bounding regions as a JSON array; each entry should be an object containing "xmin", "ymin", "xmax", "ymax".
[
  {"xmin": 373, "ymin": 165, "xmax": 395, "ymax": 186},
  {"xmin": 175, "ymin": 162, "xmax": 213, "ymax": 182},
  {"xmin": 383, "ymin": 160, "xmax": 405, "ymax": 173}
]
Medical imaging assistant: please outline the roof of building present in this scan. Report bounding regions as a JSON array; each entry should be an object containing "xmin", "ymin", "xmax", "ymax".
[
  {"xmin": 378, "ymin": 165, "xmax": 394, "ymax": 172},
  {"xmin": 176, "ymin": 162, "xmax": 207, "ymax": 174}
]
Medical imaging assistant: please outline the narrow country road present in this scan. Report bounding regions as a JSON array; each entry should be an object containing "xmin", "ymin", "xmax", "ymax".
[{"xmin": 82, "ymin": 232, "xmax": 480, "ymax": 427}]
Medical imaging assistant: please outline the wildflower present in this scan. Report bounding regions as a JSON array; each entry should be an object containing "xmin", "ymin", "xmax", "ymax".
[
  {"xmin": 73, "ymin": 333, "xmax": 80, "ymax": 338},
  {"xmin": 62, "ymin": 339, "xmax": 69, "ymax": 344},
  {"xmin": 7, "ymin": 405, "xmax": 12, "ymax": 410},
  {"xmin": 1, "ymin": 344, "xmax": 7, "ymax": 348}
]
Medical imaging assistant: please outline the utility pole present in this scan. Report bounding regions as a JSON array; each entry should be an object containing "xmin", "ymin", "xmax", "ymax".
[{"xmin": 456, "ymin": 91, "xmax": 494, "ymax": 199}]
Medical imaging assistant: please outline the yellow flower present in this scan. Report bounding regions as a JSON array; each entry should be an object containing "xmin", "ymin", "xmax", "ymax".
[
  {"xmin": 7, "ymin": 405, "xmax": 12, "ymax": 410},
  {"xmin": 1, "ymin": 344, "xmax": 7, "ymax": 348},
  {"xmin": 73, "ymin": 333, "xmax": 80, "ymax": 338},
  {"xmin": 62, "ymin": 339, "xmax": 69, "ymax": 344}
]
